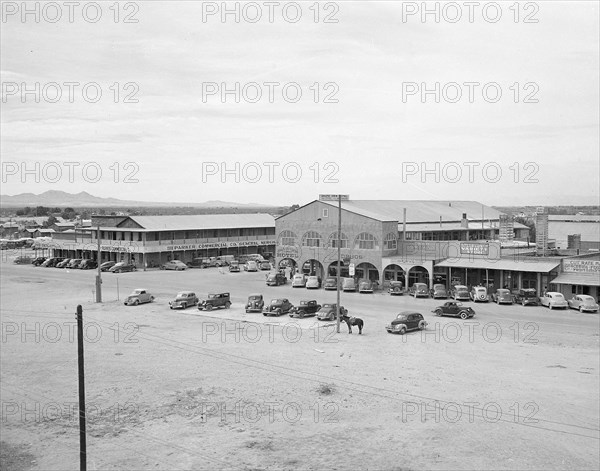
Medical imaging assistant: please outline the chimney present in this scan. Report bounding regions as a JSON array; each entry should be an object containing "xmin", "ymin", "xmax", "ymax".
[{"xmin": 461, "ymin": 213, "xmax": 468, "ymax": 228}]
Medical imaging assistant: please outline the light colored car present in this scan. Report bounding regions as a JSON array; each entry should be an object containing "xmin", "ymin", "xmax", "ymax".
[
  {"xmin": 292, "ymin": 274, "xmax": 307, "ymax": 288},
  {"xmin": 567, "ymin": 295, "xmax": 599, "ymax": 312},
  {"xmin": 306, "ymin": 276, "xmax": 321, "ymax": 289},
  {"xmin": 161, "ymin": 260, "xmax": 187, "ymax": 271},
  {"xmin": 244, "ymin": 261, "xmax": 258, "ymax": 272},
  {"xmin": 169, "ymin": 291, "xmax": 198, "ymax": 309},
  {"xmin": 409, "ymin": 283, "xmax": 429, "ymax": 298},
  {"xmin": 452, "ymin": 285, "xmax": 470, "ymax": 301},
  {"xmin": 430, "ymin": 284, "xmax": 448, "ymax": 299},
  {"xmin": 124, "ymin": 289, "xmax": 154, "ymax": 306},
  {"xmin": 388, "ymin": 281, "xmax": 404, "ymax": 295},
  {"xmin": 323, "ymin": 277, "xmax": 340, "ymax": 290},
  {"xmin": 342, "ymin": 277, "xmax": 356, "ymax": 292},
  {"xmin": 470, "ymin": 286, "xmax": 489, "ymax": 302},
  {"xmin": 539, "ymin": 292, "xmax": 568, "ymax": 309},
  {"xmin": 359, "ymin": 279, "xmax": 375, "ymax": 293}
]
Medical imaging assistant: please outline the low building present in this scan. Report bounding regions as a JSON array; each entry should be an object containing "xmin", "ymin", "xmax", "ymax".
[
  {"xmin": 549, "ymin": 215, "xmax": 600, "ymax": 251},
  {"xmin": 550, "ymin": 253, "xmax": 600, "ymax": 300}
]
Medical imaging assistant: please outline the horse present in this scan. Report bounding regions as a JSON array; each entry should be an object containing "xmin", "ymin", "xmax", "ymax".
[{"xmin": 341, "ymin": 314, "xmax": 363, "ymax": 335}]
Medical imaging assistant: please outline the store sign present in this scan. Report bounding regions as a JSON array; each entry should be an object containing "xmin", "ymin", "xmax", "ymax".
[
  {"xmin": 100, "ymin": 245, "xmax": 133, "ymax": 253},
  {"xmin": 276, "ymin": 246, "xmax": 299, "ymax": 259},
  {"xmin": 460, "ymin": 243, "xmax": 489, "ymax": 255},
  {"xmin": 563, "ymin": 260, "xmax": 600, "ymax": 273},
  {"xmin": 319, "ymin": 194, "xmax": 349, "ymax": 201},
  {"xmin": 165, "ymin": 240, "xmax": 276, "ymax": 251}
]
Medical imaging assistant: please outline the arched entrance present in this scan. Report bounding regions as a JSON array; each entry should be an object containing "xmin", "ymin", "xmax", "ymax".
[
  {"xmin": 406, "ymin": 265, "xmax": 430, "ymax": 287},
  {"xmin": 302, "ymin": 259, "xmax": 324, "ymax": 278},
  {"xmin": 355, "ymin": 262, "xmax": 379, "ymax": 282},
  {"xmin": 383, "ymin": 264, "xmax": 406, "ymax": 288},
  {"xmin": 327, "ymin": 261, "xmax": 349, "ymax": 278},
  {"xmin": 278, "ymin": 258, "xmax": 297, "ymax": 270}
]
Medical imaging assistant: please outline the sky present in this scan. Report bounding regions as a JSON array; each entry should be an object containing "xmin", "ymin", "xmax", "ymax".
[{"xmin": 1, "ymin": 1, "xmax": 599, "ymax": 207}]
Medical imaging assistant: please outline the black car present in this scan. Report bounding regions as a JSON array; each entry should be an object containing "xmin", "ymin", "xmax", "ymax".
[
  {"xmin": 32, "ymin": 257, "xmax": 47, "ymax": 266},
  {"xmin": 56, "ymin": 258, "xmax": 71, "ymax": 268},
  {"xmin": 67, "ymin": 259, "xmax": 83, "ymax": 269},
  {"xmin": 108, "ymin": 262, "xmax": 136, "ymax": 273},
  {"xmin": 266, "ymin": 272, "xmax": 287, "ymax": 286},
  {"xmin": 197, "ymin": 293, "xmax": 231, "ymax": 311},
  {"xmin": 512, "ymin": 288, "xmax": 540, "ymax": 306},
  {"xmin": 289, "ymin": 300, "xmax": 322, "ymax": 318},
  {"xmin": 79, "ymin": 260, "xmax": 98, "ymax": 270},
  {"xmin": 263, "ymin": 298, "xmax": 294, "ymax": 316},
  {"xmin": 100, "ymin": 261, "xmax": 116, "ymax": 272},
  {"xmin": 386, "ymin": 312, "xmax": 427, "ymax": 334},
  {"xmin": 432, "ymin": 301, "xmax": 475, "ymax": 319},
  {"xmin": 42, "ymin": 257, "xmax": 64, "ymax": 267}
]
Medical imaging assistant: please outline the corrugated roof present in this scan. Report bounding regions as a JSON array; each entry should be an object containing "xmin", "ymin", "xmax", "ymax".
[
  {"xmin": 551, "ymin": 272, "xmax": 600, "ymax": 287},
  {"xmin": 401, "ymin": 221, "xmax": 529, "ymax": 232},
  {"xmin": 321, "ymin": 200, "xmax": 505, "ymax": 223},
  {"xmin": 435, "ymin": 257, "xmax": 560, "ymax": 273},
  {"xmin": 123, "ymin": 214, "xmax": 275, "ymax": 231}
]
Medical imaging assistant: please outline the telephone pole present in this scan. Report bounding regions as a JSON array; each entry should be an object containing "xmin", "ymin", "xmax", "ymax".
[{"xmin": 95, "ymin": 226, "xmax": 102, "ymax": 302}]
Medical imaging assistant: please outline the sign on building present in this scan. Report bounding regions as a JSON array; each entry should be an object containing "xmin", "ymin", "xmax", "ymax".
[
  {"xmin": 535, "ymin": 207, "xmax": 549, "ymax": 256},
  {"xmin": 319, "ymin": 194, "xmax": 349, "ymax": 201},
  {"xmin": 349, "ymin": 263, "xmax": 355, "ymax": 276},
  {"xmin": 460, "ymin": 242, "xmax": 490, "ymax": 255},
  {"xmin": 563, "ymin": 259, "xmax": 600, "ymax": 273}
]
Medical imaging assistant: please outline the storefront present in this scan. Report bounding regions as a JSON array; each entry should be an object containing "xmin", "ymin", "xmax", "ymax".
[{"xmin": 550, "ymin": 255, "xmax": 600, "ymax": 300}]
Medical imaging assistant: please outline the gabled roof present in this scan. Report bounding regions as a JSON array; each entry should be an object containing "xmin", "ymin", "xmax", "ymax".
[{"xmin": 114, "ymin": 214, "xmax": 275, "ymax": 232}]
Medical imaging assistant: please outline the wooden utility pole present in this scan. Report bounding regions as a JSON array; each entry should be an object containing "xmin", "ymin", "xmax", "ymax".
[
  {"xmin": 95, "ymin": 226, "xmax": 102, "ymax": 303},
  {"xmin": 76, "ymin": 305, "xmax": 87, "ymax": 471},
  {"xmin": 336, "ymin": 195, "xmax": 342, "ymax": 333}
]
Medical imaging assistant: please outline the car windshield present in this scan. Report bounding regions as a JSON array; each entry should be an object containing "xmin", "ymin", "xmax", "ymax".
[
  {"xmin": 308, "ymin": 277, "xmax": 317, "ymax": 281},
  {"xmin": 299, "ymin": 301, "xmax": 309, "ymax": 305},
  {"xmin": 434, "ymin": 285, "xmax": 444, "ymax": 289},
  {"xmin": 132, "ymin": 290, "xmax": 143, "ymax": 294},
  {"xmin": 249, "ymin": 295, "xmax": 261, "ymax": 301},
  {"xmin": 322, "ymin": 304, "xmax": 333, "ymax": 309},
  {"xmin": 395, "ymin": 314, "xmax": 407, "ymax": 320},
  {"xmin": 554, "ymin": 294, "xmax": 565, "ymax": 300},
  {"xmin": 271, "ymin": 299, "xmax": 282, "ymax": 304},
  {"xmin": 498, "ymin": 290, "xmax": 509, "ymax": 295},
  {"xmin": 176, "ymin": 292, "xmax": 188, "ymax": 297}
]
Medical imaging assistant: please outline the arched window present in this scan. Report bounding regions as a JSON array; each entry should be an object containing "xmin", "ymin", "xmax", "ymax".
[
  {"xmin": 279, "ymin": 230, "xmax": 297, "ymax": 246},
  {"xmin": 354, "ymin": 232, "xmax": 378, "ymax": 250},
  {"xmin": 302, "ymin": 231, "xmax": 322, "ymax": 247},
  {"xmin": 384, "ymin": 233, "xmax": 397, "ymax": 250},
  {"xmin": 328, "ymin": 232, "xmax": 349, "ymax": 249}
]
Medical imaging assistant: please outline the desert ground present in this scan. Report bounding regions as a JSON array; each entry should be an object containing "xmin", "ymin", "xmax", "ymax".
[{"xmin": 1, "ymin": 250, "xmax": 599, "ymax": 470}]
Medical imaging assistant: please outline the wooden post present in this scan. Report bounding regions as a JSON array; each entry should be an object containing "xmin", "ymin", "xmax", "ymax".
[
  {"xmin": 96, "ymin": 226, "xmax": 102, "ymax": 303},
  {"xmin": 336, "ymin": 195, "xmax": 342, "ymax": 333},
  {"xmin": 76, "ymin": 305, "xmax": 87, "ymax": 471}
]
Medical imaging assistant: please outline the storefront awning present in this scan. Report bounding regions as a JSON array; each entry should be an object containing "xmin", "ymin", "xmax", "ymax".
[
  {"xmin": 551, "ymin": 272, "xmax": 600, "ymax": 287},
  {"xmin": 435, "ymin": 258, "xmax": 560, "ymax": 273}
]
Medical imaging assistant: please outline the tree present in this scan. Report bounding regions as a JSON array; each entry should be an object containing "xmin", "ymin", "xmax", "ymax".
[
  {"xmin": 515, "ymin": 217, "xmax": 536, "ymax": 242},
  {"xmin": 43, "ymin": 215, "xmax": 57, "ymax": 228},
  {"xmin": 62, "ymin": 207, "xmax": 76, "ymax": 220}
]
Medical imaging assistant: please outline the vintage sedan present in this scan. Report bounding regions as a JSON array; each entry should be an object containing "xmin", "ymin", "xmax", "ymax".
[
  {"xmin": 513, "ymin": 288, "xmax": 539, "ymax": 306},
  {"xmin": 323, "ymin": 277, "xmax": 340, "ymax": 291},
  {"xmin": 430, "ymin": 284, "xmax": 448, "ymax": 299},
  {"xmin": 245, "ymin": 294, "xmax": 265, "ymax": 313},
  {"xmin": 389, "ymin": 281, "xmax": 404, "ymax": 296},
  {"xmin": 169, "ymin": 291, "xmax": 198, "ymax": 309},
  {"xmin": 409, "ymin": 283, "xmax": 429, "ymax": 298},
  {"xmin": 491, "ymin": 289, "xmax": 514, "ymax": 305},
  {"xmin": 452, "ymin": 285, "xmax": 470, "ymax": 301},
  {"xmin": 197, "ymin": 293, "xmax": 231, "ymax": 311},
  {"xmin": 187, "ymin": 258, "xmax": 209, "ymax": 269},
  {"xmin": 259, "ymin": 261, "xmax": 272, "ymax": 271},
  {"xmin": 124, "ymin": 289, "xmax": 154, "ymax": 306},
  {"xmin": 386, "ymin": 311, "xmax": 427, "ymax": 335},
  {"xmin": 316, "ymin": 303, "xmax": 347, "ymax": 321},
  {"xmin": 539, "ymin": 292, "xmax": 568, "ymax": 309},
  {"xmin": 79, "ymin": 259, "xmax": 98, "ymax": 270},
  {"xmin": 244, "ymin": 261, "xmax": 258, "ymax": 272},
  {"xmin": 470, "ymin": 286, "xmax": 489, "ymax": 302},
  {"xmin": 266, "ymin": 272, "xmax": 287, "ymax": 286},
  {"xmin": 432, "ymin": 301, "xmax": 476, "ymax": 319},
  {"xmin": 306, "ymin": 276, "xmax": 321, "ymax": 289},
  {"xmin": 359, "ymin": 279, "xmax": 377, "ymax": 293},
  {"xmin": 263, "ymin": 298, "xmax": 294, "ymax": 316},
  {"xmin": 56, "ymin": 258, "xmax": 72, "ymax": 268},
  {"xmin": 100, "ymin": 261, "xmax": 116, "ymax": 272},
  {"xmin": 161, "ymin": 260, "xmax": 187, "ymax": 271},
  {"xmin": 342, "ymin": 277, "xmax": 356, "ymax": 292},
  {"xmin": 289, "ymin": 300, "xmax": 322, "ymax": 318},
  {"xmin": 292, "ymin": 274, "xmax": 307, "ymax": 288},
  {"xmin": 13, "ymin": 256, "xmax": 33, "ymax": 265},
  {"xmin": 229, "ymin": 261, "xmax": 240, "ymax": 272},
  {"xmin": 42, "ymin": 257, "xmax": 64, "ymax": 267},
  {"xmin": 567, "ymin": 295, "xmax": 599, "ymax": 312},
  {"xmin": 109, "ymin": 262, "xmax": 136, "ymax": 273},
  {"xmin": 67, "ymin": 259, "xmax": 83, "ymax": 269},
  {"xmin": 32, "ymin": 257, "xmax": 47, "ymax": 266}
]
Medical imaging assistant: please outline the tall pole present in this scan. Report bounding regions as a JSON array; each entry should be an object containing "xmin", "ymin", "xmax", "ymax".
[
  {"xmin": 336, "ymin": 195, "xmax": 342, "ymax": 333},
  {"xmin": 95, "ymin": 226, "xmax": 102, "ymax": 303},
  {"xmin": 76, "ymin": 305, "xmax": 87, "ymax": 471}
]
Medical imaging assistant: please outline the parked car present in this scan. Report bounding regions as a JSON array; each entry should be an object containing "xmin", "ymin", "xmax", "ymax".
[
  {"xmin": 216, "ymin": 255, "xmax": 235, "ymax": 266},
  {"xmin": 32, "ymin": 257, "xmax": 47, "ymax": 266},
  {"xmin": 169, "ymin": 291, "xmax": 198, "ymax": 309},
  {"xmin": 14, "ymin": 256, "xmax": 33, "ymax": 264},
  {"xmin": 342, "ymin": 277, "xmax": 356, "ymax": 292},
  {"xmin": 539, "ymin": 292, "xmax": 568, "ymax": 310},
  {"xmin": 491, "ymin": 289, "xmax": 513, "ymax": 305},
  {"xmin": 124, "ymin": 289, "xmax": 154, "ymax": 306},
  {"xmin": 197, "ymin": 292, "xmax": 231, "ymax": 311},
  {"xmin": 388, "ymin": 281, "xmax": 404, "ymax": 295},
  {"xmin": 79, "ymin": 260, "xmax": 97, "ymax": 270},
  {"xmin": 187, "ymin": 258, "xmax": 209, "ymax": 268},
  {"xmin": 161, "ymin": 260, "xmax": 187, "ymax": 271},
  {"xmin": 386, "ymin": 311, "xmax": 427, "ymax": 334},
  {"xmin": 109, "ymin": 262, "xmax": 136, "ymax": 273},
  {"xmin": 306, "ymin": 276, "xmax": 321, "ymax": 289},
  {"xmin": 292, "ymin": 274, "xmax": 307, "ymax": 288},
  {"xmin": 432, "ymin": 301, "xmax": 476, "ymax": 319},
  {"xmin": 289, "ymin": 300, "xmax": 322, "ymax": 318},
  {"xmin": 67, "ymin": 259, "xmax": 83, "ymax": 269},
  {"xmin": 513, "ymin": 288, "xmax": 540, "ymax": 306},
  {"xmin": 409, "ymin": 283, "xmax": 429, "ymax": 298},
  {"xmin": 259, "ymin": 261, "xmax": 272, "ymax": 271},
  {"xmin": 56, "ymin": 258, "xmax": 72, "ymax": 268},
  {"xmin": 244, "ymin": 261, "xmax": 258, "ymax": 272},
  {"xmin": 323, "ymin": 277, "xmax": 340, "ymax": 290},
  {"xmin": 266, "ymin": 272, "xmax": 287, "ymax": 286},
  {"xmin": 228, "ymin": 261, "xmax": 240, "ymax": 272},
  {"xmin": 245, "ymin": 294, "xmax": 265, "ymax": 313},
  {"xmin": 317, "ymin": 303, "xmax": 347, "ymax": 321},
  {"xmin": 452, "ymin": 285, "xmax": 470, "ymax": 301},
  {"xmin": 263, "ymin": 298, "xmax": 294, "ymax": 316},
  {"xmin": 359, "ymin": 279, "xmax": 378, "ymax": 293},
  {"xmin": 470, "ymin": 286, "xmax": 489, "ymax": 302},
  {"xmin": 567, "ymin": 295, "xmax": 599, "ymax": 312},
  {"xmin": 42, "ymin": 257, "xmax": 64, "ymax": 267},
  {"xmin": 100, "ymin": 261, "xmax": 116, "ymax": 272},
  {"xmin": 430, "ymin": 284, "xmax": 448, "ymax": 299}
]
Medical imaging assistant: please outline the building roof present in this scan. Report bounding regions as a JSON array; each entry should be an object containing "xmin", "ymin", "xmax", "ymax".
[
  {"xmin": 401, "ymin": 221, "xmax": 529, "ymax": 232},
  {"xmin": 435, "ymin": 257, "xmax": 561, "ymax": 273},
  {"xmin": 115, "ymin": 214, "xmax": 275, "ymax": 232},
  {"xmin": 549, "ymin": 215, "xmax": 600, "ymax": 222},
  {"xmin": 54, "ymin": 222, "xmax": 75, "ymax": 227},
  {"xmin": 320, "ymin": 200, "xmax": 506, "ymax": 223},
  {"xmin": 551, "ymin": 272, "xmax": 600, "ymax": 287}
]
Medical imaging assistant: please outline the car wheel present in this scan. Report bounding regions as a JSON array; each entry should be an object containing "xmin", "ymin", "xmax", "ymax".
[
  {"xmin": 150, "ymin": 296, "xmax": 155, "ymax": 302},
  {"xmin": 263, "ymin": 313, "xmax": 267, "ymax": 316},
  {"xmin": 205, "ymin": 304, "xmax": 213, "ymax": 311},
  {"xmin": 460, "ymin": 311, "xmax": 468, "ymax": 319},
  {"xmin": 297, "ymin": 311, "xmax": 305, "ymax": 319},
  {"xmin": 275, "ymin": 308, "xmax": 282, "ymax": 316},
  {"xmin": 329, "ymin": 313, "xmax": 335, "ymax": 321},
  {"xmin": 225, "ymin": 302, "xmax": 231, "ymax": 309},
  {"xmin": 133, "ymin": 300, "xmax": 139, "ymax": 306},
  {"xmin": 399, "ymin": 326, "xmax": 407, "ymax": 335},
  {"xmin": 418, "ymin": 320, "xmax": 426, "ymax": 330},
  {"xmin": 180, "ymin": 302, "xmax": 186, "ymax": 309}
]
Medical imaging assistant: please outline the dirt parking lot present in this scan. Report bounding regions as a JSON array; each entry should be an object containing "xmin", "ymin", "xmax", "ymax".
[{"xmin": 1, "ymin": 252, "xmax": 599, "ymax": 470}]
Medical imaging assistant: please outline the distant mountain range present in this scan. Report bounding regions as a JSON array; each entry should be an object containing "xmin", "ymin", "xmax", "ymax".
[{"xmin": 0, "ymin": 191, "xmax": 274, "ymax": 208}]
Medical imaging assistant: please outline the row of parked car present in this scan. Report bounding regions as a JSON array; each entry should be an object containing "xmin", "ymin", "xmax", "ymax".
[{"xmin": 23, "ymin": 256, "xmax": 138, "ymax": 273}]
